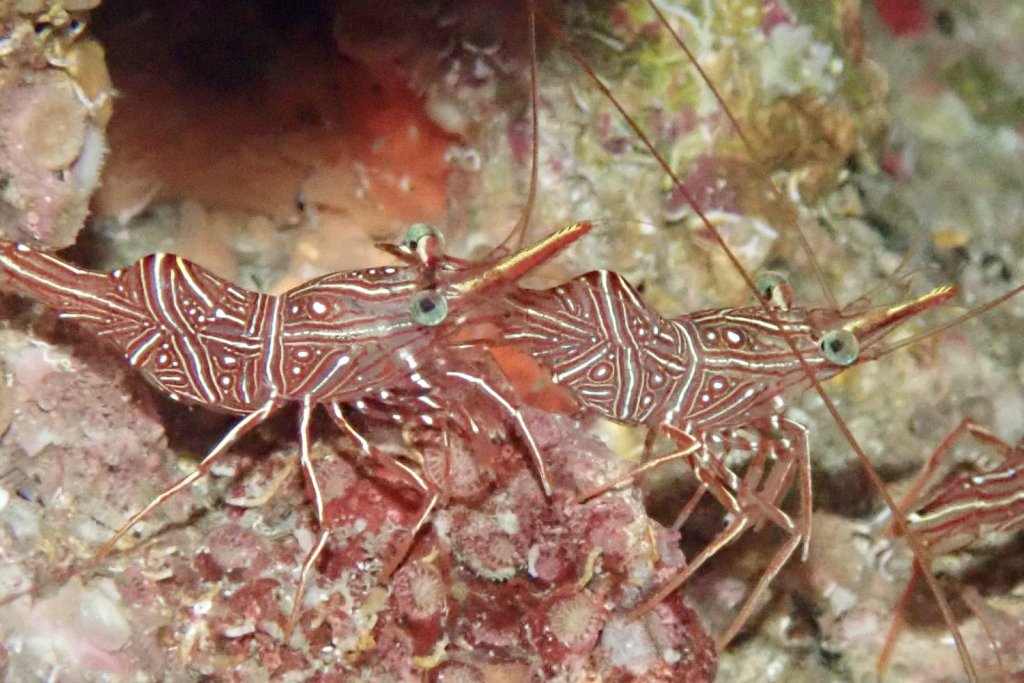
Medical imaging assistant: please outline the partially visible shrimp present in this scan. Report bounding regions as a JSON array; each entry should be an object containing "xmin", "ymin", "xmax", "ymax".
[{"xmin": 878, "ymin": 419, "xmax": 1024, "ymax": 680}]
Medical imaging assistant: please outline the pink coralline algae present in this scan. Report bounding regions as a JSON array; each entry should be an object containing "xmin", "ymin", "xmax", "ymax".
[{"xmin": 275, "ymin": 408, "xmax": 717, "ymax": 680}]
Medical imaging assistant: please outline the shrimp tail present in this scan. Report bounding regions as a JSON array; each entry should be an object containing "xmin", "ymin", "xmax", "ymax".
[{"xmin": 0, "ymin": 241, "xmax": 120, "ymax": 325}]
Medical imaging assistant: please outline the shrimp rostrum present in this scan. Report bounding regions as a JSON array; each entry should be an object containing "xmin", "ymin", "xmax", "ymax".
[
  {"xmin": 500, "ymin": 266, "xmax": 955, "ymax": 648},
  {"xmin": 0, "ymin": 219, "xmax": 590, "ymax": 633}
]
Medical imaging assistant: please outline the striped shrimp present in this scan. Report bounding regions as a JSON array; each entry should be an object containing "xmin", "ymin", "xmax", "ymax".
[
  {"xmin": 0, "ymin": 219, "xmax": 589, "ymax": 637},
  {"xmin": 469, "ymin": 1, "xmax": 1024, "ymax": 680},
  {"xmin": 501, "ymin": 266, "xmax": 956, "ymax": 650},
  {"xmin": 877, "ymin": 420, "xmax": 1024, "ymax": 680}
]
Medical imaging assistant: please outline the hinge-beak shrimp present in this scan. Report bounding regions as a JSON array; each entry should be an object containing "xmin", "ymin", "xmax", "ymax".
[
  {"xmin": 501, "ymin": 266, "xmax": 956, "ymax": 649},
  {"xmin": 511, "ymin": 1, "xmax": 1024, "ymax": 678},
  {"xmin": 0, "ymin": 219, "xmax": 589, "ymax": 636},
  {"xmin": 877, "ymin": 419, "xmax": 1024, "ymax": 680}
]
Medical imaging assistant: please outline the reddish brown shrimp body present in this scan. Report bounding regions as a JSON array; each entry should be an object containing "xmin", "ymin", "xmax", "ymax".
[
  {"xmin": 878, "ymin": 420, "xmax": 1024, "ymax": 679},
  {"xmin": 506, "ymin": 2, "xmax": 1024, "ymax": 679},
  {"xmin": 0, "ymin": 219, "xmax": 590, "ymax": 635},
  {"xmin": 500, "ymin": 266, "xmax": 956, "ymax": 647}
]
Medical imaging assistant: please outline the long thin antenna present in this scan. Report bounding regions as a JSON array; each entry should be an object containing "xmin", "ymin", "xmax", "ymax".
[
  {"xmin": 645, "ymin": 0, "xmax": 838, "ymax": 310},
  {"xmin": 491, "ymin": 0, "xmax": 542, "ymax": 257}
]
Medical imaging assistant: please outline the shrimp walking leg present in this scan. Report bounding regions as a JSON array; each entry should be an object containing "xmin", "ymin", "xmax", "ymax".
[
  {"xmin": 94, "ymin": 400, "xmax": 279, "ymax": 559},
  {"xmin": 624, "ymin": 418, "xmax": 812, "ymax": 648}
]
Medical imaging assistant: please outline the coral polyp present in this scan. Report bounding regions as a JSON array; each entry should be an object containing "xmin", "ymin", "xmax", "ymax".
[
  {"xmin": 391, "ymin": 561, "xmax": 447, "ymax": 622},
  {"xmin": 418, "ymin": 428, "xmax": 493, "ymax": 502},
  {"xmin": 448, "ymin": 506, "xmax": 529, "ymax": 582},
  {"xmin": 531, "ymin": 589, "xmax": 607, "ymax": 662}
]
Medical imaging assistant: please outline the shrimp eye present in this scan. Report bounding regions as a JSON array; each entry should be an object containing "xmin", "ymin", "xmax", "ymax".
[
  {"xmin": 403, "ymin": 223, "xmax": 444, "ymax": 251},
  {"xmin": 409, "ymin": 289, "xmax": 448, "ymax": 326},
  {"xmin": 819, "ymin": 329, "xmax": 859, "ymax": 366},
  {"xmin": 756, "ymin": 271, "xmax": 792, "ymax": 309}
]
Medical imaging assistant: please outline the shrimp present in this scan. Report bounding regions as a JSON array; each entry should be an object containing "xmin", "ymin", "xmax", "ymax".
[
  {"xmin": 477, "ymin": 1, "xmax": 1024, "ymax": 679},
  {"xmin": 877, "ymin": 419, "xmax": 1024, "ymax": 680},
  {"xmin": 0, "ymin": 0, "xmax": 1019, "ymax": 678},
  {"xmin": 500, "ymin": 262, "xmax": 956, "ymax": 649},
  {"xmin": 0, "ymin": 219, "xmax": 590, "ymax": 637}
]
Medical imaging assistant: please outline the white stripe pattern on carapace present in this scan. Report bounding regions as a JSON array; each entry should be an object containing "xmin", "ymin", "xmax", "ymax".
[
  {"xmin": 0, "ymin": 220, "xmax": 590, "ymax": 640},
  {"xmin": 877, "ymin": 419, "xmax": 1024, "ymax": 679},
  {"xmin": 501, "ymin": 267, "xmax": 955, "ymax": 649}
]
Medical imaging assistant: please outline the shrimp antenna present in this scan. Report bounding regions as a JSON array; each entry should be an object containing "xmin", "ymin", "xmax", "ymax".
[
  {"xmin": 644, "ymin": 0, "xmax": 837, "ymax": 310},
  {"xmin": 488, "ymin": 0, "xmax": 542, "ymax": 259}
]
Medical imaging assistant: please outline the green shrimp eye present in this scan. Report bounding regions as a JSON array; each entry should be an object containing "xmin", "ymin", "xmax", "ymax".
[
  {"xmin": 756, "ymin": 271, "xmax": 792, "ymax": 309},
  {"xmin": 409, "ymin": 289, "xmax": 448, "ymax": 326},
  {"xmin": 403, "ymin": 222, "xmax": 444, "ymax": 251},
  {"xmin": 820, "ymin": 329, "xmax": 859, "ymax": 366}
]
